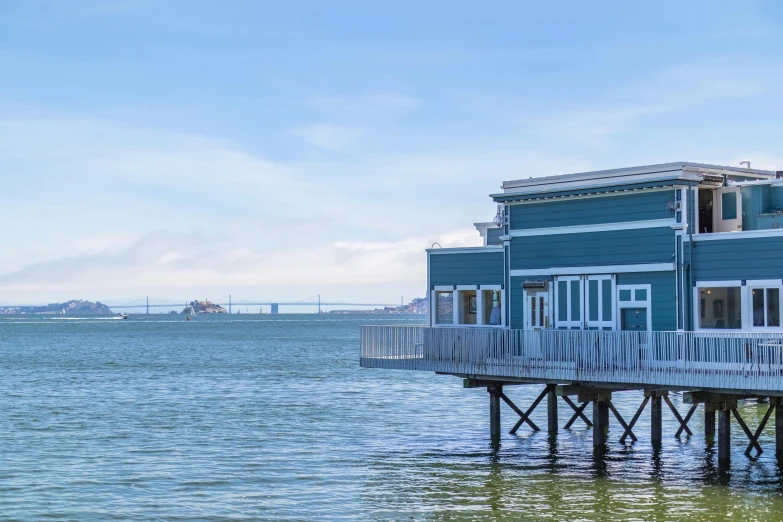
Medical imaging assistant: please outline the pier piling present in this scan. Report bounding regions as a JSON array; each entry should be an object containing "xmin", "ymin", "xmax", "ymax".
[
  {"xmin": 489, "ymin": 384, "xmax": 502, "ymax": 442},
  {"xmin": 718, "ymin": 406, "xmax": 731, "ymax": 468},
  {"xmin": 547, "ymin": 387, "xmax": 558, "ymax": 434},
  {"xmin": 704, "ymin": 405, "xmax": 716, "ymax": 441},
  {"xmin": 650, "ymin": 392, "xmax": 663, "ymax": 448},
  {"xmin": 593, "ymin": 400, "xmax": 608, "ymax": 447}
]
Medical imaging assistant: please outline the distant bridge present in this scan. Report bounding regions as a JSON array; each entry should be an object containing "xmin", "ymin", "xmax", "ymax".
[
  {"xmin": 1, "ymin": 294, "xmax": 409, "ymax": 314},
  {"xmin": 108, "ymin": 302, "xmax": 400, "ymax": 309}
]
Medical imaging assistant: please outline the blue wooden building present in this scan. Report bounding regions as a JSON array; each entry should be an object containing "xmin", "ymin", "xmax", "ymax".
[
  {"xmin": 428, "ymin": 162, "xmax": 783, "ymax": 335},
  {"xmin": 362, "ymin": 162, "xmax": 783, "ymax": 466}
]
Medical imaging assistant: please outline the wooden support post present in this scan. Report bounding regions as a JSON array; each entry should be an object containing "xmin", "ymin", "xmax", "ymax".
[
  {"xmin": 508, "ymin": 385, "xmax": 550, "ymax": 435},
  {"xmin": 675, "ymin": 403, "xmax": 699, "ymax": 438},
  {"xmin": 663, "ymin": 394, "xmax": 693, "ymax": 437},
  {"xmin": 651, "ymin": 393, "xmax": 663, "ymax": 448},
  {"xmin": 745, "ymin": 403, "xmax": 774, "ymax": 457},
  {"xmin": 600, "ymin": 401, "xmax": 609, "ymax": 433},
  {"xmin": 593, "ymin": 400, "xmax": 608, "ymax": 447},
  {"xmin": 620, "ymin": 396, "xmax": 649, "ymax": 444},
  {"xmin": 608, "ymin": 400, "xmax": 636, "ymax": 442},
  {"xmin": 705, "ymin": 405, "xmax": 716, "ymax": 441},
  {"xmin": 499, "ymin": 392, "xmax": 540, "ymax": 432},
  {"xmin": 732, "ymin": 408, "xmax": 762, "ymax": 456},
  {"xmin": 718, "ymin": 407, "xmax": 731, "ymax": 468},
  {"xmin": 562, "ymin": 396, "xmax": 592, "ymax": 429},
  {"xmin": 489, "ymin": 384, "xmax": 501, "ymax": 443},
  {"xmin": 547, "ymin": 386, "xmax": 558, "ymax": 434}
]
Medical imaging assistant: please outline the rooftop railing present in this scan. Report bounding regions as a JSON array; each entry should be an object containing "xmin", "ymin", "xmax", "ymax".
[{"xmin": 360, "ymin": 326, "xmax": 783, "ymax": 393}]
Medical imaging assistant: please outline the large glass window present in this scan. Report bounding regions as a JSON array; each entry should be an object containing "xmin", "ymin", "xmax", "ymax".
[
  {"xmin": 721, "ymin": 192, "xmax": 738, "ymax": 220},
  {"xmin": 435, "ymin": 291, "xmax": 453, "ymax": 325},
  {"xmin": 482, "ymin": 290, "xmax": 501, "ymax": 326},
  {"xmin": 698, "ymin": 287, "xmax": 742, "ymax": 329},
  {"xmin": 752, "ymin": 288, "xmax": 781, "ymax": 328},
  {"xmin": 458, "ymin": 290, "xmax": 477, "ymax": 325}
]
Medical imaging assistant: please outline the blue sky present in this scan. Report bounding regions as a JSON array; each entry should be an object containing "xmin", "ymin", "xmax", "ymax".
[{"xmin": 1, "ymin": 1, "xmax": 782, "ymax": 306}]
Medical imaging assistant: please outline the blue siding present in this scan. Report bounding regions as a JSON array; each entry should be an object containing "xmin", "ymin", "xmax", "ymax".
[
  {"xmin": 772, "ymin": 186, "xmax": 783, "ymax": 212},
  {"xmin": 487, "ymin": 228, "xmax": 503, "ymax": 245},
  {"xmin": 690, "ymin": 236, "xmax": 783, "ymax": 281},
  {"xmin": 617, "ymin": 272, "xmax": 677, "ymax": 331},
  {"xmin": 509, "ymin": 190, "xmax": 675, "ymax": 230},
  {"xmin": 509, "ymin": 276, "xmax": 552, "ymax": 329},
  {"xmin": 510, "ymin": 227, "xmax": 676, "ymax": 270},
  {"xmin": 741, "ymin": 185, "xmax": 770, "ymax": 230},
  {"xmin": 429, "ymin": 251, "xmax": 504, "ymax": 286},
  {"xmin": 510, "ymin": 277, "xmax": 526, "ymax": 328}
]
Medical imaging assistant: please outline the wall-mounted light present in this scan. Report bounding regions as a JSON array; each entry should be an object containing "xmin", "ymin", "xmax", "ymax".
[{"xmin": 492, "ymin": 205, "xmax": 503, "ymax": 228}]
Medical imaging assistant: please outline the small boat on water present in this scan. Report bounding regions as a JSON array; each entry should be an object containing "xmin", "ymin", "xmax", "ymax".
[{"xmin": 118, "ymin": 313, "xmax": 128, "ymax": 320}]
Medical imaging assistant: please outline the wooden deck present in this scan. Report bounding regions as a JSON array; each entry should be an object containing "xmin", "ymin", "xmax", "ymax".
[{"xmin": 360, "ymin": 326, "xmax": 783, "ymax": 395}]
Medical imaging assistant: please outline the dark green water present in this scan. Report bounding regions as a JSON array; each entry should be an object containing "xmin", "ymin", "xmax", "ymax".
[{"xmin": 1, "ymin": 314, "xmax": 782, "ymax": 520}]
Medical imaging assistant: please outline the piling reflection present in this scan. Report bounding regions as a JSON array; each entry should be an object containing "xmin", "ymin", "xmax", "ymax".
[{"xmin": 366, "ymin": 393, "xmax": 783, "ymax": 520}]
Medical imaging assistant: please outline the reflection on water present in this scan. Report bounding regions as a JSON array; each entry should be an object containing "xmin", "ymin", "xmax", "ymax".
[{"xmin": 1, "ymin": 315, "xmax": 783, "ymax": 520}]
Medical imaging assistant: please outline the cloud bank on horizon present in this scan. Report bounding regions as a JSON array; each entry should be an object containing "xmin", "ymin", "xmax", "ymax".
[{"xmin": 0, "ymin": 1, "xmax": 782, "ymax": 304}]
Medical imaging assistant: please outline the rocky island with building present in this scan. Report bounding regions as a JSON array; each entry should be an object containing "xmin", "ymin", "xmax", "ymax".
[{"xmin": 181, "ymin": 300, "xmax": 228, "ymax": 314}]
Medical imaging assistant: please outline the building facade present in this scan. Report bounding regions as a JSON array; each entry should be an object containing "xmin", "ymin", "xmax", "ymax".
[{"xmin": 428, "ymin": 162, "xmax": 783, "ymax": 335}]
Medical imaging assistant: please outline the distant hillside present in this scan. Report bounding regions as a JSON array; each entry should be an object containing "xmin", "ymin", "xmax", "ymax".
[
  {"xmin": 6, "ymin": 299, "xmax": 114, "ymax": 315},
  {"xmin": 329, "ymin": 297, "xmax": 427, "ymax": 315}
]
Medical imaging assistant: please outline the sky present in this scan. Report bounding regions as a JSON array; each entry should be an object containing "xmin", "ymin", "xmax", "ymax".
[{"xmin": 1, "ymin": 1, "xmax": 782, "ymax": 307}]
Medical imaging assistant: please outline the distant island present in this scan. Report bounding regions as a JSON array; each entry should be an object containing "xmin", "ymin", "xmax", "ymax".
[
  {"xmin": 182, "ymin": 300, "xmax": 227, "ymax": 314},
  {"xmin": 329, "ymin": 297, "xmax": 427, "ymax": 315},
  {"xmin": 0, "ymin": 299, "xmax": 114, "ymax": 315}
]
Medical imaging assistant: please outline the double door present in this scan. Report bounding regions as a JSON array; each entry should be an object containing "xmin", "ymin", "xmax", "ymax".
[{"xmin": 553, "ymin": 275, "xmax": 616, "ymax": 330}]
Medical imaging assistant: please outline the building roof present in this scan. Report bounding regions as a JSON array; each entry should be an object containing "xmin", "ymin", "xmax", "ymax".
[{"xmin": 492, "ymin": 162, "xmax": 778, "ymax": 202}]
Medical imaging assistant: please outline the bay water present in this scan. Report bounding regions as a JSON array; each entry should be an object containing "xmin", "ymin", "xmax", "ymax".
[{"xmin": 1, "ymin": 314, "xmax": 782, "ymax": 520}]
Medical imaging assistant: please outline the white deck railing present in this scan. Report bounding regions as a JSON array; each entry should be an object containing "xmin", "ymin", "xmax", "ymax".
[{"xmin": 360, "ymin": 326, "xmax": 783, "ymax": 393}]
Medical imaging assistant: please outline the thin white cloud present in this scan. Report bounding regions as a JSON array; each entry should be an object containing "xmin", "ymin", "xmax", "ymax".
[
  {"xmin": 0, "ymin": 112, "xmax": 588, "ymax": 303},
  {"xmin": 289, "ymin": 123, "xmax": 366, "ymax": 151},
  {"xmin": 307, "ymin": 90, "xmax": 420, "ymax": 114}
]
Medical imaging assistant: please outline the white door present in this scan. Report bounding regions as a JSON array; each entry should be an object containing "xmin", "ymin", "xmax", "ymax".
[
  {"xmin": 524, "ymin": 289, "xmax": 550, "ymax": 330},
  {"xmin": 585, "ymin": 275, "xmax": 616, "ymax": 330},
  {"xmin": 713, "ymin": 187, "xmax": 742, "ymax": 233},
  {"xmin": 554, "ymin": 276, "xmax": 584, "ymax": 329}
]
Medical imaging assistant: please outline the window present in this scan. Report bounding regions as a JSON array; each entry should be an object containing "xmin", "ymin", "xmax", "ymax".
[
  {"xmin": 458, "ymin": 290, "xmax": 477, "ymax": 325},
  {"xmin": 482, "ymin": 289, "xmax": 501, "ymax": 325},
  {"xmin": 751, "ymin": 287, "xmax": 781, "ymax": 328},
  {"xmin": 435, "ymin": 291, "xmax": 453, "ymax": 325},
  {"xmin": 721, "ymin": 192, "xmax": 738, "ymax": 220},
  {"xmin": 698, "ymin": 287, "xmax": 742, "ymax": 329},
  {"xmin": 432, "ymin": 286, "xmax": 503, "ymax": 327}
]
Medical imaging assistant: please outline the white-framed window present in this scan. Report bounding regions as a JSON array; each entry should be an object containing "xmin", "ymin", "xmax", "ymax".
[
  {"xmin": 693, "ymin": 281, "xmax": 743, "ymax": 330},
  {"xmin": 431, "ymin": 285, "xmax": 504, "ymax": 327},
  {"xmin": 432, "ymin": 287, "xmax": 454, "ymax": 325},
  {"xmin": 617, "ymin": 284, "xmax": 652, "ymax": 331},
  {"xmin": 586, "ymin": 275, "xmax": 616, "ymax": 330},
  {"xmin": 747, "ymin": 280, "xmax": 782, "ymax": 330}
]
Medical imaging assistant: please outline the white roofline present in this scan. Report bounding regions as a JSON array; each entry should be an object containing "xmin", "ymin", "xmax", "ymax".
[
  {"xmin": 427, "ymin": 246, "xmax": 503, "ymax": 254},
  {"xmin": 501, "ymin": 162, "xmax": 777, "ymax": 192}
]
